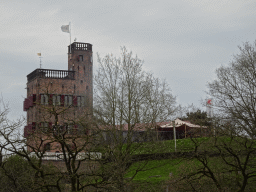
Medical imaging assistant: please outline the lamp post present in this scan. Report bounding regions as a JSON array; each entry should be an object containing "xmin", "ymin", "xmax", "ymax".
[{"xmin": 172, "ymin": 121, "xmax": 176, "ymax": 152}]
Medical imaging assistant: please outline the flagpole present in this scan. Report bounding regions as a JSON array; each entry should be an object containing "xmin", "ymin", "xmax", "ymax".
[
  {"xmin": 69, "ymin": 22, "xmax": 71, "ymax": 59},
  {"xmin": 40, "ymin": 50, "xmax": 42, "ymax": 68}
]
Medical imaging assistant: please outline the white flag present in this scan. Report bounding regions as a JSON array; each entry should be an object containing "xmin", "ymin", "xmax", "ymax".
[{"xmin": 61, "ymin": 25, "xmax": 70, "ymax": 33}]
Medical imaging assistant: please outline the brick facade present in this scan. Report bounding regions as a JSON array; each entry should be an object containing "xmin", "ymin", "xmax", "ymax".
[{"xmin": 24, "ymin": 42, "xmax": 93, "ymax": 152}]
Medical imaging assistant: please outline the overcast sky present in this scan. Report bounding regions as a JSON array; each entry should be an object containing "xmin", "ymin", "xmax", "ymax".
[{"xmin": 1, "ymin": 0, "xmax": 256, "ymax": 120}]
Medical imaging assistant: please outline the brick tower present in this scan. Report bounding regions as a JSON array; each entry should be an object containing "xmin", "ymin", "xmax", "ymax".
[{"xmin": 23, "ymin": 42, "xmax": 93, "ymax": 153}]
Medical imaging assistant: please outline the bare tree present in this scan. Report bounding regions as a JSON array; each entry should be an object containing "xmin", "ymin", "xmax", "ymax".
[
  {"xmin": 169, "ymin": 41, "xmax": 256, "ymax": 192},
  {"xmin": 93, "ymin": 47, "xmax": 176, "ymax": 191},
  {"xmin": 0, "ymin": 89, "xmax": 101, "ymax": 191},
  {"xmin": 208, "ymin": 41, "xmax": 256, "ymax": 138}
]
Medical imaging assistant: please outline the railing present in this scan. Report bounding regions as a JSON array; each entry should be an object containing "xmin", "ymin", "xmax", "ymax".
[
  {"xmin": 68, "ymin": 42, "xmax": 92, "ymax": 52},
  {"xmin": 27, "ymin": 69, "xmax": 75, "ymax": 82}
]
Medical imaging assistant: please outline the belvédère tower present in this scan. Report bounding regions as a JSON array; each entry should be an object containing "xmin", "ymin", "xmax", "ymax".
[{"xmin": 23, "ymin": 42, "xmax": 93, "ymax": 152}]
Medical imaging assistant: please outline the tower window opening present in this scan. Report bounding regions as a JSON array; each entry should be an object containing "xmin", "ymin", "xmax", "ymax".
[{"xmin": 79, "ymin": 55, "xmax": 83, "ymax": 61}]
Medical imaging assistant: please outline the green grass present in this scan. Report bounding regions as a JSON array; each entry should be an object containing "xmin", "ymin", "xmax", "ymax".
[
  {"xmin": 125, "ymin": 136, "xmax": 256, "ymax": 184},
  {"xmin": 126, "ymin": 158, "xmax": 182, "ymax": 183},
  {"xmin": 127, "ymin": 137, "xmax": 211, "ymax": 155}
]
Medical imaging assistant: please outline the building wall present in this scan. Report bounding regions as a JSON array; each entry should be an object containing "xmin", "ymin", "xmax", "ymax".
[{"xmin": 24, "ymin": 42, "xmax": 93, "ymax": 153}]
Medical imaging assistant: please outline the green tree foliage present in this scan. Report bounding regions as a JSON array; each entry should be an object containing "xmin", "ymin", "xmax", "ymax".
[
  {"xmin": 183, "ymin": 109, "xmax": 212, "ymax": 127},
  {"xmin": 0, "ymin": 155, "xmax": 62, "ymax": 192}
]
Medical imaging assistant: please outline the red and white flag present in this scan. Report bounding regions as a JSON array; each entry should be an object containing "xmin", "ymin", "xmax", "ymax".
[{"xmin": 207, "ymin": 99, "xmax": 212, "ymax": 105}]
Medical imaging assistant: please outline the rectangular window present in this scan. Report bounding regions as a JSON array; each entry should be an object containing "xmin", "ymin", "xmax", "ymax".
[
  {"xmin": 45, "ymin": 95, "xmax": 48, "ymax": 105},
  {"xmin": 64, "ymin": 95, "xmax": 73, "ymax": 107},
  {"xmin": 81, "ymin": 96, "xmax": 85, "ymax": 107},
  {"xmin": 66, "ymin": 124, "xmax": 72, "ymax": 134},
  {"xmin": 64, "ymin": 95, "xmax": 68, "ymax": 106},
  {"xmin": 40, "ymin": 94, "xmax": 49, "ymax": 105},
  {"xmin": 41, "ymin": 94, "xmax": 44, "ymax": 105},
  {"xmin": 69, "ymin": 95, "xmax": 72, "ymax": 106},
  {"xmin": 53, "ymin": 95, "xmax": 61, "ymax": 106},
  {"xmin": 77, "ymin": 96, "xmax": 81, "ymax": 107},
  {"xmin": 56, "ymin": 95, "xmax": 60, "ymax": 105},
  {"xmin": 79, "ymin": 55, "xmax": 83, "ymax": 61},
  {"xmin": 85, "ymin": 95, "xmax": 88, "ymax": 107},
  {"xmin": 40, "ymin": 122, "xmax": 49, "ymax": 133},
  {"xmin": 53, "ymin": 95, "xmax": 56, "ymax": 105}
]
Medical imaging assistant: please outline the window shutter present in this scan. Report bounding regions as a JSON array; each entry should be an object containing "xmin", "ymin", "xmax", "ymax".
[
  {"xmin": 25, "ymin": 98, "xmax": 29, "ymax": 110},
  {"xmin": 32, "ymin": 122, "xmax": 36, "ymax": 131},
  {"xmin": 57, "ymin": 95, "xmax": 61, "ymax": 105},
  {"xmin": 38, "ymin": 94, "xmax": 41, "ymax": 104},
  {"xmin": 73, "ymin": 96, "xmax": 77, "ymax": 106},
  {"xmin": 49, "ymin": 122, "xmax": 52, "ymax": 130},
  {"xmin": 27, "ymin": 98, "xmax": 30, "ymax": 109},
  {"xmin": 45, "ymin": 95, "xmax": 48, "ymax": 105},
  {"xmin": 33, "ymin": 94, "xmax": 36, "ymax": 105},
  {"xmin": 61, "ymin": 95, "xmax": 65, "ymax": 106},
  {"xmin": 49, "ymin": 94, "xmax": 53, "ymax": 105},
  {"xmin": 27, "ymin": 97, "xmax": 30, "ymax": 108}
]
